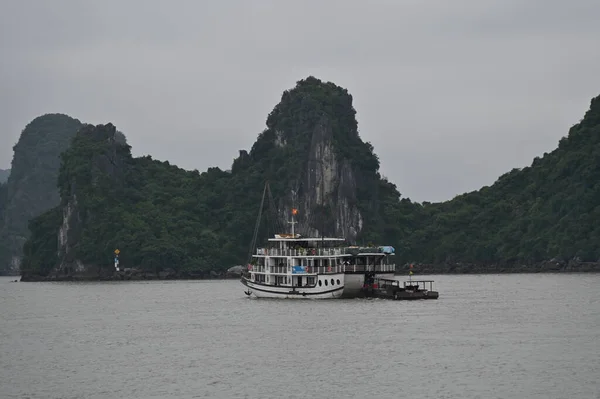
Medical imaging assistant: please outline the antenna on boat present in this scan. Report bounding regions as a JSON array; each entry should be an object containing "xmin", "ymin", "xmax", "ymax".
[
  {"xmin": 289, "ymin": 207, "xmax": 298, "ymax": 236},
  {"xmin": 288, "ymin": 188, "xmax": 298, "ymax": 237}
]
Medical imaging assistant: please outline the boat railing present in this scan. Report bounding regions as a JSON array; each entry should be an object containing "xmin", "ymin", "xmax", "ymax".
[
  {"xmin": 249, "ymin": 264, "xmax": 396, "ymax": 274},
  {"xmin": 339, "ymin": 264, "xmax": 396, "ymax": 273},
  {"xmin": 255, "ymin": 247, "xmax": 394, "ymax": 257},
  {"xmin": 256, "ymin": 247, "xmax": 348, "ymax": 257}
]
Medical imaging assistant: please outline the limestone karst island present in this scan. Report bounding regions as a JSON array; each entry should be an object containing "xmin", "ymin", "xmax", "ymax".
[{"xmin": 1, "ymin": 76, "xmax": 600, "ymax": 281}]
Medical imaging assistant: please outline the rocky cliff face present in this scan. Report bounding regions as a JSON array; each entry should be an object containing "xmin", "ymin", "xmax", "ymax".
[
  {"xmin": 243, "ymin": 76, "xmax": 383, "ymax": 243},
  {"xmin": 0, "ymin": 114, "xmax": 82, "ymax": 274},
  {"xmin": 273, "ymin": 117, "xmax": 364, "ymax": 241}
]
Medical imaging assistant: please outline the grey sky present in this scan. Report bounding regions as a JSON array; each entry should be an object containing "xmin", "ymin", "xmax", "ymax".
[{"xmin": 1, "ymin": 0, "xmax": 599, "ymax": 202}]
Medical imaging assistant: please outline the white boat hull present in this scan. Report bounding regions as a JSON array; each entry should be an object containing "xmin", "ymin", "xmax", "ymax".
[{"xmin": 241, "ymin": 274, "xmax": 344, "ymax": 299}]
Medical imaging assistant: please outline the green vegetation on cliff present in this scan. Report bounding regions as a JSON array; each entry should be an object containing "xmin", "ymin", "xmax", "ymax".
[
  {"xmin": 399, "ymin": 95, "xmax": 600, "ymax": 265},
  {"xmin": 19, "ymin": 78, "xmax": 600, "ymax": 277},
  {"xmin": 0, "ymin": 114, "xmax": 83, "ymax": 274},
  {"xmin": 21, "ymin": 77, "xmax": 396, "ymax": 277}
]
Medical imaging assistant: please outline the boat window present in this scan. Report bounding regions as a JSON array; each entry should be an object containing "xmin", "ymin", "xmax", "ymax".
[
  {"xmin": 331, "ymin": 278, "xmax": 335, "ymax": 285},
  {"xmin": 336, "ymin": 279, "xmax": 341, "ymax": 285},
  {"xmin": 307, "ymin": 277, "xmax": 315, "ymax": 285},
  {"xmin": 325, "ymin": 280, "xmax": 328, "ymax": 286},
  {"xmin": 318, "ymin": 280, "xmax": 322, "ymax": 286}
]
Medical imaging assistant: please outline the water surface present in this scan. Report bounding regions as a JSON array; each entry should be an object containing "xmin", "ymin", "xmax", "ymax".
[{"xmin": 1, "ymin": 274, "xmax": 599, "ymax": 398}]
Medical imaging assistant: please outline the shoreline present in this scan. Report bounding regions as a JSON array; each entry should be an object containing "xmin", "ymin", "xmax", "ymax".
[
  {"xmin": 9, "ymin": 259, "xmax": 600, "ymax": 282},
  {"xmin": 399, "ymin": 261, "xmax": 600, "ymax": 275},
  {"xmin": 11, "ymin": 267, "xmax": 600, "ymax": 282}
]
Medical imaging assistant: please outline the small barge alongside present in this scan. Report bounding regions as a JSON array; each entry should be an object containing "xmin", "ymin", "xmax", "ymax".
[{"xmin": 361, "ymin": 278, "xmax": 439, "ymax": 300}]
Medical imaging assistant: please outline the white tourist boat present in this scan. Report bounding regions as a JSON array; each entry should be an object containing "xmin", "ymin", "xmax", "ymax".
[
  {"xmin": 240, "ymin": 196, "xmax": 396, "ymax": 299},
  {"xmin": 240, "ymin": 234, "xmax": 396, "ymax": 299}
]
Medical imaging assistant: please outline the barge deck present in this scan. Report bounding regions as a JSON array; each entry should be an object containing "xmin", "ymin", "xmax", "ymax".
[{"xmin": 362, "ymin": 278, "xmax": 439, "ymax": 300}]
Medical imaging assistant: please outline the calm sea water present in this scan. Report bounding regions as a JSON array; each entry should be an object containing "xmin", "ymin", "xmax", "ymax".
[{"xmin": 1, "ymin": 274, "xmax": 599, "ymax": 399}]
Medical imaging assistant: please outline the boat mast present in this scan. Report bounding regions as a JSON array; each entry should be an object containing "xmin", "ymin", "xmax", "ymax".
[
  {"xmin": 288, "ymin": 208, "xmax": 298, "ymax": 236},
  {"xmin": 289, "ymin": 189, "xmax": 298, "ymax": 237}
]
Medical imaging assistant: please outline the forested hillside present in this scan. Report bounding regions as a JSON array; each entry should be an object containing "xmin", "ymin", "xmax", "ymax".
[
  {"xmin": 400, "ymin": 95, "xmax": 600, "ymax": 270},
  {"xmin": 21, "ymin": 78, "xmax": 403, "ymax": 279},
  {"xmin": 19, "ymin": 79, "xmax": 600, "ymax": 279}
]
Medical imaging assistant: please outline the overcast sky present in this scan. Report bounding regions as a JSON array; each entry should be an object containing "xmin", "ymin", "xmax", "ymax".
[{"xmin": 1, "ymin": 0, "xmax": 599, "ymax": 202}]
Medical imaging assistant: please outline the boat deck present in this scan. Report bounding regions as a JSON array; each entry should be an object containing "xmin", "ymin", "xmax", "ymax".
[{"xmin": 361, "ymin": 278, "xmax": 439, "ymax": 300}]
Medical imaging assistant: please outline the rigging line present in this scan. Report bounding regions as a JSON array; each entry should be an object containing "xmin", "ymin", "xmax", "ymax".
[
  {"xmin": 265, "ymin": 194, "xmax": 271, "ymax": 242},
  {"xmin": 326, "ymin": 186, "xmax": 339, "ymax": 239},
  {"xmin": 297, "ymin": 188, "xmax": 312, "ymax": 236},
  {"xmin": 305, "ymin": 195, "xmax": 319, "ymax": 237},
  {"xmin": 297, "ymin": 183, "xmax": 310, "ymax": 236},
  {"xmin": 266, "ymin": 182, "xmax": 283, "ymax": 234},
  {"xmin": 266, "ymin": 182, "xmax": 282, "ymax": 238},
  {"xmin": 296, "ymin": 177, "xmax": 318, "ymax": 238},
  {"xmin": 289, "ymin": 179, "xmax": 302, "ymax": 235},
  {"xmin": 247, "ymin": 181, "xmax": 267, "ymax": 264},
  {"xmin": 320, "ymin": 170, "xmax": 326, "ymax": 245},
  {"xmin": 263, "ymin": 182, "xmax": 276, "ymax": 243},
  {"xmin": 308, "ymin": 187, "xmax": 324, "ymax": 236},
  {"xmin": 303, "ymin": 160, "xmax": 319, "ymax": 236},
  {"xmin": 306, "ymin": 156, "xmax": 327, "ymax": 243}
]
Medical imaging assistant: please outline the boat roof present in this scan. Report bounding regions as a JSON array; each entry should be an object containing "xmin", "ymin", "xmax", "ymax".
[{"xmin": 268, "ymin": 236, "xmax": 346, "ymax": 242}]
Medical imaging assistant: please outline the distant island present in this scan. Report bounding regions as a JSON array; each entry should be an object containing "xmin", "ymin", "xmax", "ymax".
[
  {"xmin": 0, "ymin": 115, "xmax": 84, "ymax": 275},
  {"xmin": 1, "ymin": 77, "xmax": 599, "ymax": 280}
]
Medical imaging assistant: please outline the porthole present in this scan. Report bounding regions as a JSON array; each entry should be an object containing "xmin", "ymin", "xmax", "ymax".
[
  {"xmin": 325, "ymin": 280, "xmax": 328, "ymax": 286},
  {"xmin": 336, "ymin": 279, "xmax": 341, "ymax": 285},
  {"xmin": 331, "ymin": 278, "xmax": 335, "ymax": 285},
  {"xmin": 318, "ymin": 280, "xmax": 322, "ymax": 286}
]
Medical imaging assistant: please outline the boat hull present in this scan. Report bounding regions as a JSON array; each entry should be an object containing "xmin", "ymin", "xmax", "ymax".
[{"xmin": 241, "ymin": 275, "xmax": 344, "ymax": 299}]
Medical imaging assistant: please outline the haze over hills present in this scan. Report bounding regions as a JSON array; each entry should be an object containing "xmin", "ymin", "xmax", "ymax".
[
  {"xmin": 3, "ymin": 77, "xmax": 599, "ymax": 279},
  {"xmin": 0, "ymin": 169, "xmax": 9, "ymax": 183}
]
